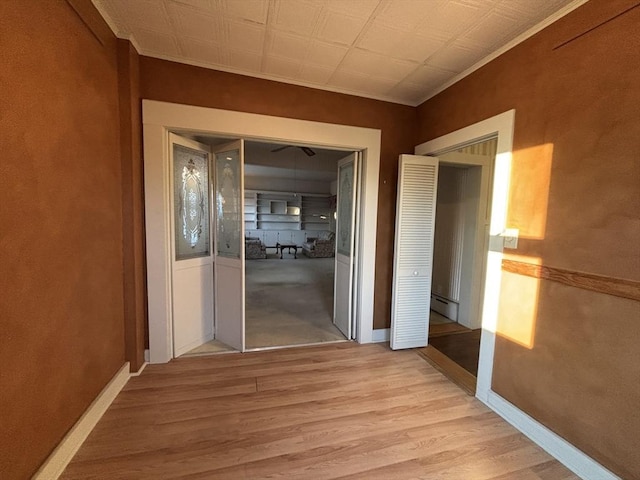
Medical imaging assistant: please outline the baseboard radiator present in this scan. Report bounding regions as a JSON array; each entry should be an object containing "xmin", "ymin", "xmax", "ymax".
[{"xmin": 431, "ymin": 293, "xmax": 459, "ymax": 322}]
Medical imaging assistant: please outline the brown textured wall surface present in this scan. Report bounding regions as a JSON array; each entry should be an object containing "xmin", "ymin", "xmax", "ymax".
[
  {"xmin": 0, "ymin": 1, "xmax": 125, "ymax": 478},
  {"xmin": 417, "ymin": 1, "xmax": 640, "ymax": 477},
  {"xmin": 140, "ymin": 57, "xmax": 417, "ymax": 330}
]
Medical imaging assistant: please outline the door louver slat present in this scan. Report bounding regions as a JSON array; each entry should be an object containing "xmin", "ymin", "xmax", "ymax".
[{"xmin": 391, "ymin": 156, "xmax": 439, "ymax": 350}]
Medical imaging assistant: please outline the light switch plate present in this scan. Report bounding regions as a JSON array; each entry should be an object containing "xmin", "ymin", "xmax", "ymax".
[{"xmin": 503, "ymin": 228, "xmax": 519, "ymax": 249}]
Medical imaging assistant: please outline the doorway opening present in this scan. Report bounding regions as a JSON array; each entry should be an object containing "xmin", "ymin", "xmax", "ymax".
[
  {"xmin": 189, "ymin": 138, "xmax": 357, "ymax": 353},
  {"xmin": 145, "ymin": 101, "xmax": 380, "ymax": 364},
  {"xmin": 412, "ymin": 110, "xmax": 515, "ymax": 403},
  {"xmin": 421, "ymin": 138, "xmax": 497, "ymax": 393}
]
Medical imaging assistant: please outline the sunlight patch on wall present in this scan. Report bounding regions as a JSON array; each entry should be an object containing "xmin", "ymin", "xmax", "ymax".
[
  {"xmin": 489, "ymin": 150, "xmax": 512, "ymax": 236},
  {"xmin": 481, "ymin": 146, "xmax": 513, "ymax": 335},
  {"xmin": 495, "ymin": 256, "xmax": 541, "ymax": 349},
  {"xmin": 508, "ymin": 144, "xmax": 554, "ymax": 240},
  {"xmin": 481, "ymin": 249, "xmax": 503, "ymax": 334}
]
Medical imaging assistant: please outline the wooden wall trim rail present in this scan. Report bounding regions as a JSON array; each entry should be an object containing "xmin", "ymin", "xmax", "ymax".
[{"xmin": 502, "ymin": 259, "xmax": 640, "ymax": 302}]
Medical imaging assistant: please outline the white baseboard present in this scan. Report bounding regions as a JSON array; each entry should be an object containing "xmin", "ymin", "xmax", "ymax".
[
  {"xmin": 144, "ymin": 348, "xmax": 150, "ymax": 363},
  {"xmin": 33, "ymin": 363, "xmax": 131, "ymax": 480},
  {"xmin": 486, "ymin": 391, "xmax": 620, "ymax": 480},
  {"xmin": 372, "ymin": 328, "xmax": 390, "ymax": 343},
  {"xmin": 130, "ymin": 361, "xmax": 148, "ymax": 377}
]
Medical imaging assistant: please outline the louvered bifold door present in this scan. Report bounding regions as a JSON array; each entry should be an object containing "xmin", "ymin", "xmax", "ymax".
[{"xmin": 390, "ymin": 155, "xmax": 439, "ymax": 350}]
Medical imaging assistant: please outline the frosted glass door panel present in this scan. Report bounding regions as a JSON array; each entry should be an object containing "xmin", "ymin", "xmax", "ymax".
[
  {"xmin": 334, "ymin": 152, "xmax": 358, "ymax": 339},
  {"xmin": 213, "ymin": 139, "xmax": 245, "ymax": 352},
  {"xmin": 337, "ymin": 161, "xmax": 354, "ymax": 257},
  {"xmin": 215, "ymin": 150, "xmax": 241, "ymax": 259},
  {"xmin": 170, "ymin": 134, "xmax": 215, "ymax": 357},
  {"xmin": 173, "ymin": 144, "xmax": 210, "ymax": 260}
]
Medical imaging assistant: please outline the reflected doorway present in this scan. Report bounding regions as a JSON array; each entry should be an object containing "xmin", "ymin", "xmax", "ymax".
[{"xmin": 420, "ymin": 138, "xmax": 497, "ymax": 393}]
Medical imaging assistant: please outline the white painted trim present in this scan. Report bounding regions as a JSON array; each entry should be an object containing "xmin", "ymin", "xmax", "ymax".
[
  {"xmin": 130, "ymin": 362, "xmax": 148, "ymax": 377},
  {"xmin": 416, "ymin": 0, "xmax": 590, "ymax": 105},
  {"xmin": 143, "ymin": 100, "xmax": 381, "ymax": 363},
  {"xmin": 414, "ymin": 109, "xmax": 515, "ymax": 403},
  {"xmin": 372, "ymin": 328, "xmax": 390, "ymax": 343},
  {"xmin": 144, "ymin": 123, "xmax": 174, "ymax": 364},
  {"xmin": 144, "ymin": 348, "xmax": 150, "ymax": 363},
  {"xmin": 487, "ymin": 391, "xmax": 621, "ymax": 480},
  {"xmin": 32, "ymin": 363, "xmax": 130, "ymax": 480}
]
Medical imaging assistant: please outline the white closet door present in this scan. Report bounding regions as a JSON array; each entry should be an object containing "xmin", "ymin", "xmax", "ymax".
[
  {"xmin": 333, "ymin": 152, "xmax": 358, "ymax": 339},
  {"xmin": 170, "ymin": 134, "xmax": 214, "ymax": 356},
  {"xmin": 213, "ymin": 140, "xmax": 245, "ymax": 351},
  {"xmin": 390, "ymin": 155, "xmax": 439, "ymax": 350}
]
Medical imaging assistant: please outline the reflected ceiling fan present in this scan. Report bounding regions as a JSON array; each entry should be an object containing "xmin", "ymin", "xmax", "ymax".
[{"xmin": 270, "ymin": 145, "xmax": 316, "ymax": 156}]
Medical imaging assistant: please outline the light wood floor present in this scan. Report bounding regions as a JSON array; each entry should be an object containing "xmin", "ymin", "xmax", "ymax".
[{"xmin": 61, "ymin": 343, "xmax": 578, "ymax": 479}]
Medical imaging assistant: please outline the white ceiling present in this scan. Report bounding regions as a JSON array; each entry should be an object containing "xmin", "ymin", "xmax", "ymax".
[
  {"xmin": 244, "ymin": 141, "xmax": 344, "ymax": 181},
  {"xmin": 94, "ymin": 0, "xmax": 583, "ymax": 106}
]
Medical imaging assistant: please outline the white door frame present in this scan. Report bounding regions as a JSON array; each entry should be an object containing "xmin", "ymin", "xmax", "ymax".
[
  {"xmin": 414, "ymin": 109, "xmax": 515, "ymax": 402},
  {"xmin": 143, "ymin": 100, "xmax": 381, "ymax": 363}
]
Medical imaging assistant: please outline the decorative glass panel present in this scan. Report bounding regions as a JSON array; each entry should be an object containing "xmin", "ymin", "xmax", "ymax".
[
  {"xmin": 173, "ymin": 145, "xmax": 210, "ymax": 261},
  {"xmin": 216, "ymin": 149, "xmax": 241, "ymax": 258},
  {"xmin": 337, "ymin": 161, "xmax": 354, "ymax": 257}
]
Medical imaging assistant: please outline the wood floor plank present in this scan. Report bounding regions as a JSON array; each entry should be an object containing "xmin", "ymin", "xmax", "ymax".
[
  {"xmin": 488, "ymin": 459, "xmax": 581, "ymax": 480},
  {"xmin": 127, "ymin": 345, "xmax": 412, "ymax": 390},
  {"xmin": 418, "ymin": 345, "xmax": 477, "ymax": 394},
  {"xmin": 68, "ymin": 401, "xmax": 491, "ymax": 478},
  {"xmin": 78, "ymin": 381, "xmax": 469, "ymax": 454},
  {"xmin": 61, "ymin": 343, "xmax": 576, "ymax": 480},
  {"xmin": 334, "ymin": 435, "xmax": 543, "ymax": 480},
  {"xmin": 165, "ymin": 420, "xmax": 519, "ymax": 480},
  {"xmin": 72, "ymin": 393, "xmax": 481, "ymax": 468}
]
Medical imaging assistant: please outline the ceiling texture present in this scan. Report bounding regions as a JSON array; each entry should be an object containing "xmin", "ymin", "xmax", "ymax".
[{"xmin": 94, "ymin": 0, "xmax": 582, "ymax": 106}]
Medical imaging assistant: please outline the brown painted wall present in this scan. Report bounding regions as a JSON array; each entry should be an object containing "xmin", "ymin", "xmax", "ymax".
[
  {"xmin": 139, "ymin": 57, "xmax": 418, "ymax": 330},
  {"xmin": 417, "ymin": 1, "xmax": 640, "ymax": 477},
  {"xmin": 0, "ymin": 1, "xmax": 125, "ymax": 478}
]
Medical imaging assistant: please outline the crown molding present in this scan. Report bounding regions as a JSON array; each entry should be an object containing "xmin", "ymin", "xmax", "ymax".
[
  {"xmin": 137, "ymin": 50, "xmax": 417, "ymax": 106},
  {"xmin": 92, "ymin": 0, "xmax": 590, "ymax": 108},
  {"xmin": 91, "ymin": 0, "xmax": 142, "ymax": 53}
]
